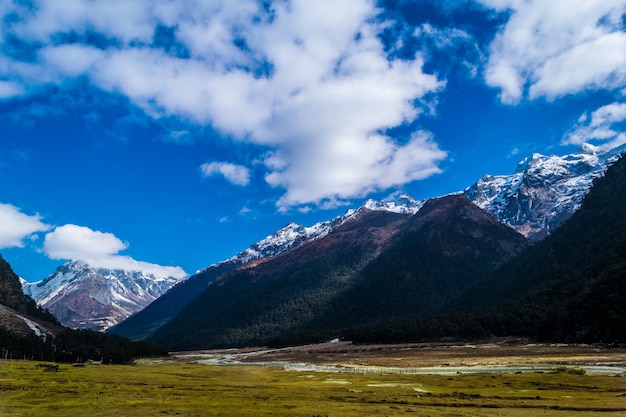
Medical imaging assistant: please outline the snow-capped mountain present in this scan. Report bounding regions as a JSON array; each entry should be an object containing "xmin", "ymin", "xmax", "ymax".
[
  {"xmin": 23, "ymin": 261, "xmax": 185, "ymax": 331},
  {"xmin": 213, "ymin": 194, "xmax": 423, "ymax": 267},
  {"xmin": 465, "ymin": 143, "xmax": 626, "ymax": 239},
  {"xmin": 112, "ymin": 141, "xmax": 626, "ymax": 341},
  {"xmin": 31, "ymin": 143, "xmax": 626, "ymax": 336}
]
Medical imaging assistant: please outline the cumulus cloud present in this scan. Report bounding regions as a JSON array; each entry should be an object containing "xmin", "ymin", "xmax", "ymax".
[
  {"xmin": 480, "ymin": 0, "xmax": 626, "ymax": 103},
  {"xmin": 562, "ymin": 102, "xmax": 626, "ymax": 149},
  {"xmin": 0, "ymin": 0, "xmax": 447, "ymax": 210},
  {"xmin": 200, "ymin": 162, "xmax": 251, "ymax": 186},
  {"xmin": 266, "ymin": 131, "xmax": 446, "ymax": 211},
  {"xmin": 43, "ymin": 224, "xmax": 187, "ymax": 278},
  {"xmin": 0, "ymin": 204, "xmax": 50, "ymax": 249}
]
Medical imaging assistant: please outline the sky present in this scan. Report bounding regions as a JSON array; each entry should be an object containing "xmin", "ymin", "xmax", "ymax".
[{"xmin": 1, "ymin": 0, "xmax": 626, "ymax": 282}]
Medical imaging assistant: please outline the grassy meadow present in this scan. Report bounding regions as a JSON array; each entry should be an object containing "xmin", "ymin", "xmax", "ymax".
[{"xmin": 1, "ymin": 359, "xmax": 626, "ymax": 416}]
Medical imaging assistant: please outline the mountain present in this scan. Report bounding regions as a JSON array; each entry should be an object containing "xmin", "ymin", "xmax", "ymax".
[
  {"xmin": 145, "ymin": 195, "xmax": 527, "ymax": 350},
  {"xmin": 462, "ymin": 150, "xmax": 626, "ymax": 342},
  {"xmin": 1, "ymin": 254, "xmax": 168, "ymax": 363},
  {"xmin": 0, "ymin": 254, "xmax": 61, "ymax": 340},
  {"xmin": 348, "ymin": 153, "xmax": 626, "ymax": 344},
  {"xmin": 110, "ymin": 194, "xmax": 423, "ymax": 340},
  {"xmin": 23, "ymin": 261, "xmax": 185, "ymax": 331},
  {"xmin": 149, "ymin": 153, "xmax": 626, "ymax": 349},
  {"xmin": 465, "ymin": 143, "xmax": 626, "ymax": 239},
  {"xmin": 113, "ymin": 143, "xmax": 624, "ymax": 346}
]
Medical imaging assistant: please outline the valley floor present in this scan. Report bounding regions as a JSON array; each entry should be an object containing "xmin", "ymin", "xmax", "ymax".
[
  {"xmin": 2, "ymin": 340, "xmax": 626, "ymax": 416},
  {"xmin": 171, "ymin": 338, "xmax": 626, "ymax": 374}
]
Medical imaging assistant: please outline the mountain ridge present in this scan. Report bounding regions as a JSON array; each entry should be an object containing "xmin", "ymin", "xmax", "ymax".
[
  {"xmin": 36, "ymin": 143, "xmax": 626, "ymax": 339},
  {"xmin": 145, "ymin": 194, "xmax": 528, "ymax": 350}
]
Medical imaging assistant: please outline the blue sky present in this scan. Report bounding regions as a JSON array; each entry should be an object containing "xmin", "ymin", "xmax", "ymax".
[{"xmin": 1, "ymin": 0, "xmax": 626, "ymax": 282}]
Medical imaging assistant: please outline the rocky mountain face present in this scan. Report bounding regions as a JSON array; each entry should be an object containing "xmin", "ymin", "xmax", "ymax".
[
  {"xmin": 465, "ymin": 143, "xmax": 626, "ymax": 239},
  {"xmin": 23, "ymin": 261, "xmax": 185, "ymax": 331}
]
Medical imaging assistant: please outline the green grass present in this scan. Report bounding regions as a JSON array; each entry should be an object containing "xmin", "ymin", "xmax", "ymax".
[{"xmin": 1, "ymin": 360, "xmax": 625, "ymax": 416}]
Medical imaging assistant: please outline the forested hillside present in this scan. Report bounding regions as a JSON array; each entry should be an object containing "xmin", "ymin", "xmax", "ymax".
[
  {"xmin": 148, "ymin": 196, "xmax": 528, "ymax": 350},
  {"xmin": 471, "ymin": 152, "xmax": 626, "ymax": 343},
  {"xmin": 348, "ymin": 155, "xmax": 626, "ymax": 344}
]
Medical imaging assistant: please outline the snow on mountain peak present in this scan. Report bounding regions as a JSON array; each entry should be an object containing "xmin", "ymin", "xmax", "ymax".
[
  {"xmin": 215, "ymin": 194, "xmax": 423, "ymax": 269},
  {"xmin": 466, "ymin": 142, "xmax": 625, "ymax": 239},
  {"xmin": 363, "ymin": 194, "xmax": 423, "ymax": 214},
  {"xmin": 22, "ymin": 261, "xmax": 185, "ymax": 331}
]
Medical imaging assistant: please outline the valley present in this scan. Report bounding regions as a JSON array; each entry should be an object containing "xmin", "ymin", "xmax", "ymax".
[{"xmin": 2, "ymin": 341, "xmax": 626, "ymax": 416}]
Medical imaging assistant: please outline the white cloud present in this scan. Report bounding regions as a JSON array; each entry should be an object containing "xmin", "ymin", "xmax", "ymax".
[
  {"xmin": 200, "ymin": 162, "xmax": 251, "ymax": 186},
  {"xmin": 43, "ymin": 224, "xmax": 127, "ymax": 260},
  {"xmin": 266, "ymin": 131, "xmax": 446, "ymax": 211},
  {"xmin": 481, "ymin": 0, "xmax": 626, "ymax": 103},
  {"xmin": 0, "ymin": 204, "xmax": 50, "ymax": 249},
  {"xmin": 0, "ymin": 0, "xmax": 447, "ymax": 211},
  {"xmin": 562, "ymin": 102, "xmax": 626, "ymax": 149},
  {"xmin": 0, "ymin": 81, "xmax": 24, "ymax": 99},
  {"xmin": 43, "ymin": 224, "xmax": 187, "ymax": 278}
]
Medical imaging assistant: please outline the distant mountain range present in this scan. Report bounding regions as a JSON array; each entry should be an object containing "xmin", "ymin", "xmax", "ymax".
[
  {"xmin": 23, "ymin": 261, "xmax": 184, "ymax": 331},
  {"xmin": 144, "ymin": 194, "xmax": 528, "ymax": 350},
  {"xmin": 20, "ymin": 143, "xmax": 626, "ymax": 347},
  {"xmin": 119, "ymin": 146, "xmax": 626, "ymax": 349},
  {"xmin": 111, "ymin": 143, "xmax": 624, "ymax": 344}
]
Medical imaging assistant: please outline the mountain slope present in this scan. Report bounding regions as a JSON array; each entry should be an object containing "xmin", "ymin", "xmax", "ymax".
[
  {"xmin": 108, "ymin": 261, "xmax": 243, "ymax": 340},
  {"xmin": 110, "ymin": 195, "xmax": 423, "ymax": 340},
  {"xmin": 465, "ymin": 143, "xmax": 625, "ymax": 239},
  {"xmin": 147, "ymin": 195, "xmax": 527, "ymax": 350},
  {"xmin": 348, "ymin": 154, "xmax": 626, "ymax": 344},
  {"xmin": 310, "ymin": 195, "xmax": 527, "ymax": 330},
  {"xmin": 147, "ymin": 209, "xmax": 412, "ymax": 349},
  {"xmin": 0, "ymin": 254, "xmax": 62, "ymax": 339},
  {"xmin": 23, "ymin": 261, "xmax": 185, "ymax": 331},
  {"xmin": 464, "ymin": 152, "xmax": 626, "ymax": 342}
]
